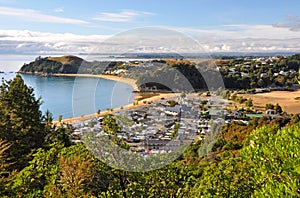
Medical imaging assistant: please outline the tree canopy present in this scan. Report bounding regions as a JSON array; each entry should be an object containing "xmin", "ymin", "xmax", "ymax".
[{"xmin": 0, "ymin": 74, "xmax": 46, "ymax": 170}]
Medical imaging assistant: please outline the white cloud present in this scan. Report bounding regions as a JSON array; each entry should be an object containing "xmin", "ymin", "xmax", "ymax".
[
  {"xmin": 175, "ymin": 24, "xmax": 300, "ymax": 39},
  {"xmin": 0, "ymin": 30, "xmax": 110, "ymax": 54},
  {"xmin": 196, "ymin": 38, "xmax": 300, "ymax": 53},
  {"xmin": 0, "ymin": 26, "xmax": 300, "ymax": 55},
  {"xmin": 93, "ymin": 10, "xmax": 155, "ymax": 22},
  {"xmin": 54, "ymin": 7, "xmax": 64, "ymax": 13},
  {"xmin": 0, "ymin": 6, "xmax": 88, "ymax": 24},
  {"xmin": 273, "ymin": 14, "xmax": 300, "ymax": 32}
]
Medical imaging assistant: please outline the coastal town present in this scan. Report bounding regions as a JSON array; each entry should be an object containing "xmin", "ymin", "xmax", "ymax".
[
  {"xmin": 1, "ymin": 53, "xmax": 300, "ymax": 195},
  {"xmin": 1, "ymin": 0, "xmax": 300, "ymax": 196},
  {"xmin": 66, "ymin": 90, "xmax": 287, "ymax": 155},
  {"xmin": 30, "ymin": 54, "xmax": 295, "ymax": 155}
]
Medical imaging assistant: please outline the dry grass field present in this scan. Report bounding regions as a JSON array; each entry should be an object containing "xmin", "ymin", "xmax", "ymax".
[{"xmin": 243, "ymin": 89, "xmax": 300, "ymax": 114}]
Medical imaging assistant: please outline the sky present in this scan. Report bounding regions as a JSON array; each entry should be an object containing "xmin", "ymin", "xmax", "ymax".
[{"xmin": 0, "ymin": 0, "xmax": 300, "ymax": 55}]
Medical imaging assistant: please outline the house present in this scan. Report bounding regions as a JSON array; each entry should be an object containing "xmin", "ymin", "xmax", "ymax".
[
  {"xmin": 260, "ymin": 73, "xmax": 268, "ymax": 78},
  {"xmin": 241, "ymin": 72, "xmax": 249, "ymax": 77},
  {"xmin": 208, "ymin": 109, "xmax": 224, "ymax": 117},
  {"xmin": 181, "ymin": 104, "xmax": 191, "ymax": 112},
  {"xmin": 165, "ymin": 105, "xmax": 181, "ymax": 116},
  {"xmin": 229, "ymin": 68, "xmax": 236, "ymax": 74},
  {"xmin": 266, "ymin": 109, "xmax": 277, "ymax": 115},
  {"xmin": 279, "ymin": 71, "xmax": 288, "ymax": 76}
]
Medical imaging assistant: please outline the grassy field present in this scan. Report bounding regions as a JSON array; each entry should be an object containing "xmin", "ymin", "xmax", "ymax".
[
  {"xmin": 242, "ymin": 89, "xmax": 300, "ymax": 114},
  {"xmin": 47, "ymin": 55, "xmax": 83, "ymax": 65}
]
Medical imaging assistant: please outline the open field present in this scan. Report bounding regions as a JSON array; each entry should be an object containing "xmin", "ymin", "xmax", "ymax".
[{"xmin": 242, "ymin": 89, "xmax": 300, "ymax": 114}]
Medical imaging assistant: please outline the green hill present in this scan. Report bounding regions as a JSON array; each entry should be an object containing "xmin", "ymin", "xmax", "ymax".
[
  {"xmin": 47, "ymin": 55, "xmax": 83, "ymax": 65},
  {"xmin": 19, "ymin": 55, "xmax": 84, "ymax": 74}
]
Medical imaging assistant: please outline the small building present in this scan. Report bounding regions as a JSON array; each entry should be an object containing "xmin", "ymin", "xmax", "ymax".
[
  {"xmin": 260, "ymin": 73, "xmax": 268, "ymax": 78},
  {"xmin": 165, "ymin": 105, "xmax": 181, "ymax": 116},
  {"xmin": 266, "ymin": 109, "xmax": 277, "ymax": 115}
]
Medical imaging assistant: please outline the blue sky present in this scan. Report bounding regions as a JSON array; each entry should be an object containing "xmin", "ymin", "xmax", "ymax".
[
  {"xmin": 0, "ymin": 0, "xmax": 300, "ymax": 54},
  {"xmin": 1, "ymin": 0, "xmax": 300, "ymax": 34}
]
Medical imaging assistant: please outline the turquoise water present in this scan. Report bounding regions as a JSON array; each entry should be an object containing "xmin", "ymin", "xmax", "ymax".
[{"xmin": 0, "ymin": 73, "xmax": 135, "ymax": 120}]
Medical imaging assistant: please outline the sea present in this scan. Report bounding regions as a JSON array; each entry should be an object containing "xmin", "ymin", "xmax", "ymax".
[
  {"xmin": 0, "ymin": 55, "xmax": 135, "ymax": 120},
  {"xmin": 0, "ymin": 73, "xmax": 135, "ymax": 120}
]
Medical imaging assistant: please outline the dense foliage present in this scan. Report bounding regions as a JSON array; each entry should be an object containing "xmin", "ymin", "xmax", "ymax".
[
  {"xmin": 137, "ymin": 62, "xmax": 211, "ymax": 91},
  {"xmin": 19, "ymin": 56, "xmax": 123, "ymax": 75},
  {"xmin": 0, "ymin": 74, "xmax": 46, "ymax": 170}
]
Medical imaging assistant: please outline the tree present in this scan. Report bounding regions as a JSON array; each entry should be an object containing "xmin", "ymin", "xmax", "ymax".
[
  {"xmin": 56, "ymin": 154, "xmax": 93, "ymax": 197},
  {"xmin": 44, "ymin": 110, "xmax": 53, "ymax": 129},
  {"xmin": 43, "ymin": 110, "xmax": 73, "ymax": 148},
  {"xmin": 97, "ymin": 109, "xmax": 101, "ymax": 116},
  {"xmin": 257, "ymin": 79, "xmax": 264, "ymax": 87},
  {"xmin": 190, "ymin": 158, "xmax": 255, "ymax": 197},
  {"xmin": 0, "ymin": 74, "xmax": 46, "ymax": 170},
  {"xmin": 0, "ymin": 140, "xmax": 12, "ymax": 196},
  {"xmin": 58, "ymin": 115, "xmax": 63, "ymax": 123},
  {"xmin": 167, "ymin": 100, "xmax": 177, "ymax": 107},
  {"xmin": 265, "ymin": 103, "xmax": 275, "ymax": 110},
  {"xmin": 241, "ymin": 124, "xmax": 300, "ymax": 197},
  {"xmin": 102, "ymin": 114, "xmax": 122, "ymax": 135},
  {"xmin": 12, "ymin": 144, "xmax": 96, "ymax": 197},
  {"xmin": 44, "ymin": 125, "xmax": 73, "ymax": 148},
  {"xmin": 245, "ymin": 98, "xmax": 253, "ymax": 108},
  {"xmin": 275, "ymin": 76, "xmax": 285, "ymax": 86},
  {"xmin": 274, "ymin": 103, "xmax": 283, "ymax": 114},
  {"xmin": 231, "ymin": 93, "xmax": 238, "ymax": 101},
  {"xmin": 238, "ymin": 96, "xmax": 246, "ymax": 104},
  {"xmin": 180, "ymin": 92, "xmax": 186, "ymax": 98},
  {"xmin": 222, "ymin": 90, "xmax": 231, "ymax": 99}
]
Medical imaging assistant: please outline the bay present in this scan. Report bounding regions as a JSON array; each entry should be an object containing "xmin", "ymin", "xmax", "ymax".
[{"xmin": 0, "ymin": 73, "xmax": 135, "ymax": 120}]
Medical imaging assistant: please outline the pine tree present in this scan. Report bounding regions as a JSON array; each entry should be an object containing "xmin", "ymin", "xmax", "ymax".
[{"xmin": 0, "ymin": 74, "xmax": 46, "ymax": 170}]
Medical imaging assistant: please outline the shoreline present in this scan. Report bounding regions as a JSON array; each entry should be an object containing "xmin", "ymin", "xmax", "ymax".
[
  {"xmin": 19, "ymin": 72, "xmax": 138, "ymax": 91},
  {"xmin": 53, "ymin": 92, "xmax": 177, "ymax": 125},
  {"xmin": 47, "ymin": 73, "xmax": 139, "ymax": 92},
  {"xmin": 20, "ymin": 72, "xmax": 178, "ymax": 125},
  {"xmin": 45, "ymin": 73, "xmax": 178, "ymax": 125}
]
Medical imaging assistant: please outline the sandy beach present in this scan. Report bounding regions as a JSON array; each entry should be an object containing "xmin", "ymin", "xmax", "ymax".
[
  {"xmin": 52, "ymin": 73, "xmax": 178, "ymax": 125},
  {"xmin": 54, "ymin": 92, "xmax": 177, "ymax": 125}
]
